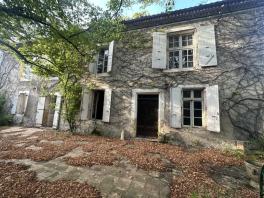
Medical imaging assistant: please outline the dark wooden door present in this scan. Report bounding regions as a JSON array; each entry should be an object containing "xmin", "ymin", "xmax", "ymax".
[{"xmin": 137, "ymin": 94, "xmax": 159, "ymax": 137}]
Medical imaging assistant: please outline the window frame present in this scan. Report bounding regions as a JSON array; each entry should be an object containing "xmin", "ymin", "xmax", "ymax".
[
  {"xmin": 96, "ymin": 48, "xmax": 109, "ymax": 74},
  {"xmin": 167, "ymin": 30, "xmax": 195, "ymax": 70},
  {"xmin": 91, "ymin": 90, "xmax": 105, "ymax": 120},
  {"xmin": 20, "ymin": 64, "xmax": 32, "ymax": 81},
  {"xmin": 182, "ymin": 89, "xmax": 204, "ymax": 127}
]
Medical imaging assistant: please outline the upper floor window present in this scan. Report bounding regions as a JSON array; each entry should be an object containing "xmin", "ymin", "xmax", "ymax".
[
  {"xmin": 21, "ymin": 64, "xmax": 32, "ymax": 81},
  {"xmin": 168, "ymin": 33, "xmax": 193, "ymax": 69},
  {"xmin": 97, "ymin": 48, "xmax": 109, "ymax": 74}
]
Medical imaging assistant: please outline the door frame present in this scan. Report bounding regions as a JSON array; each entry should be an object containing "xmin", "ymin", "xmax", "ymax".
[{"xmin": 131, "ymin": 89, "xmax": 165, "ymax": 138}]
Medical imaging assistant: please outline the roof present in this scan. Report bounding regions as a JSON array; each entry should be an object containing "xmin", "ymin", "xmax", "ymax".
[{"xmin": 124, "ymin": 0, "xmax": 264, "ymax": 30}]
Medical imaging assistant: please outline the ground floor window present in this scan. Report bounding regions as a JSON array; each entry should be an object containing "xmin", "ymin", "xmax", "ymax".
[
  {"xmin": 182, "ymin": 89, "xmax": 203, "ymax": 127},
  {"xmin": 92, "ymin": 90, "xmax": 105, "ymax": 120}
]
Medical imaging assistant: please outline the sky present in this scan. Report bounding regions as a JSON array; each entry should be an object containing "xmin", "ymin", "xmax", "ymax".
[{"xmin": 90, "ymin": 0, "xmax": 220, "ymax": 17}]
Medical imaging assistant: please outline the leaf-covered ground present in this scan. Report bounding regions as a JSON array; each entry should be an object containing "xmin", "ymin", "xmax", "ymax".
[
  {"xmin": 0, "ymin": 162, "xmax": 100, "ymax": 198},
  {"xmin": 0, "ymin": 127, "xmax": 258, "ymax": 197}
]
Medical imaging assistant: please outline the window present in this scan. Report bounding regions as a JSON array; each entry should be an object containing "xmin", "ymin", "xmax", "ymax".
[
  {"xmin": 92, "ymin": 90, "xmax": 105, "ymax": 120},
  {"xmin": 97, "ymin": 48, "xmax": 108, "ymax": 74},
  {"xmin": 182, "ymin": 89, "xmax": 203, "ymax": 127},
  {"xmin": 21, "ymin": 64, "xmax": 32, "ymax": 81},
  {"xmin": 168, "ymin": 33, "xmax": 193, "ymax": 69}
]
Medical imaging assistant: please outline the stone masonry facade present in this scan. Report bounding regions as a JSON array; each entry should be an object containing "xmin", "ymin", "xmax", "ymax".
[{"xmin": 1, "ymin": 0, "xmax": 264, "ymax": 149}]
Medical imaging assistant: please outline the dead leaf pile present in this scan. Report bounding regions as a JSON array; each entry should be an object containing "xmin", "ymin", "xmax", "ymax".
[
  {"xmin": 0, "ymin": 130, "xmax": 258, "ymax": 197},
  {"xmin": 0, "ymin": 162, "xmax": 100, "ymax": 198}
]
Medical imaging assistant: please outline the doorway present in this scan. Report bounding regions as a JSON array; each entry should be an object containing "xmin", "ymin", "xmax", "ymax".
[{"xmin": 136, "ymin": 94, "xmax": 159, "ymax": 137}]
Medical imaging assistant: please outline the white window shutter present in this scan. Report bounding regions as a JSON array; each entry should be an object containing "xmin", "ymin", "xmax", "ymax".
[
  {"xmin": 170, "ymin": 87, "xmax": 182, "ymax": 128},
  {"xmin": 16, "ymin": 91, "xmax": 29, "ymax": 114},
  {"xmin": 152, "ymin": 32, "xmax": 167, "ymax": 69},
  {"xmin": 89, "ymin": 54, "xmax": 98, "ymax": 74},
  {"xmin": 80, "ymin": 88, "xmax": 92, "ymax": 120},
  {"xmin": 23, "ymin": 92, "xmax": 29, "ymax": 114},
  {"xmin": 36, "ymin": 96, "xmax": 46, "ymax": 126},
  {"xmin": 206, "ymin": 85, "xmax": 220, "ymax": 132},
  {"xmin": 0, "ymin": 51, "xmax": 3, "ymax": 65},
  {"xmin": 198, "ymin": 24, "xmax": 217, "ymax": 67},
  {"xmin": 107, "ymin": 41, "xmax": 114, "ymax": 72},
  {"xmin": 89, "ymin": 62, "xmax": 96, "ymax": 74},
  {"xmin": 11, "ymin": 95, "xmax": 18, "ymax": 114},
  {"xmin": 52, "ymin": 94, "xmax": 62, "ymax": 129},
  {"xmin": 102, "ymin": 89, "xmax": 112, "ymax": 122}
]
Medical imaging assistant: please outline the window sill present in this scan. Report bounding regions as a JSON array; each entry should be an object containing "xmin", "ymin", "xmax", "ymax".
[
  {"xmin": 163, "ymin": 68, "xmax": 194, "ymax": 73},
  {"xmin": 182, "ymin": 125, "xmax": 205, "ymax": 129},
  {"xmin": 20, "ymin": 79, "xmax": 32, "ymax": 82},
  {"xmin": 50, "ymin": 77, "xmax": 59, "ymax": 81},
  {"xmin": 96, "ymin": 72, "xmax": 110, "ymax": 77}
]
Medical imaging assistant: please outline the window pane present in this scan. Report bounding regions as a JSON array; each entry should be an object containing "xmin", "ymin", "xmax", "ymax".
[
  {"xmin": 97, "ymin": 49, "xmax": 108, "ymax": 73},
  {"xmin": 173, "ymin": 36, "xmax": 179, "ymax": 48},
  {"xmin": 182, "ymin": 50, "xmax": 188, "ymax": 68},
  {"xmin": 168, "ymin": 36, "xmax": 179, "ymax": 48},
  {"xmin": 183, "ymin": 90, "xmax": 191, "ymax": 98},
  {"xmin": 97, "ymin": 63, "xmax": 103, "ymax": 73},
  {"xmin": 194, "ymin": 101, "xmax": 202, "ymax": 109},
  {"xmin": 182, "ymin": 35, "xmax": 193, "ymax": 46},
  {"xmin": 169, "ymin": 50, "xmax": 179, "ymax": 69},
  {"xmin": 194, "ymin": 118, "xmax": 202, "ymax": 126},
  {"xmin": 194, "ymin": 110, "xmax": 202, "ymax": 117},
  {"xmin": 184, "ymin": 117, "xmax": 191, "ymax": 125},
  {"xmin": 183, "ymin": 101, "xmax": 190, "ymax": 108},
  {"xmin": 183, "ymin": 109, "xmax": 190, "ymax": 117},
  {"xmin": 169, "ymin": 37, "xmax": 173, "ymax": 48},
  {"xmin": 188, "ymin": 35, "xmax": 193, "ymax": 45},
  {"xmin": 194, "ymin": 90, "xmax": 202, "ymax": 98},
  {"xmin": 182, "ymin": 40, "xmax": 187, "ymax": 47}
]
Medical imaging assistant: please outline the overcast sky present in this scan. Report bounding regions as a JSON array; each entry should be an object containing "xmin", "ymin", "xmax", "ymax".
[{"xmin": 90, "ymin": 0, "xmax": 220, "ymax": 17}]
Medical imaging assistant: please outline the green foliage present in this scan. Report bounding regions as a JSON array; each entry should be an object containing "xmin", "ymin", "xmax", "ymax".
[
  {"xmin": 250, "ymin": 135, "xmax": 264, "ymax": 151},
  {"xmin": 60, "ymin": 81, "xmax": 82, "ymax": 132},
  {"xmin": 0, "ymin": 0, "xmax": 125, "ymax": 132},
  {"xmin": 223, "ymin": 148, "xmax": 244, "ymax": 160},
  {"xmin": 245, "ymin": 135, "xmax": 264, "ymax": 163},
  {"xmin": 91, "ymin": 129, "xmax": 102, "ymax": 136},
  {"xmin": 189, "ymin": 185, "xmax": 237, "ymax": 198},
  {"xmin": 0, "ymin": 94, "xmax": 13, "ymax": 126},
  {"xmin": 132, "ymin": 10, "xmax": 149, "ymax": 19}
]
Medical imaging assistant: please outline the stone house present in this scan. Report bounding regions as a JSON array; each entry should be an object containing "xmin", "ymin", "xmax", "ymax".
[
  {"xmin": 0, "ymin": 50, "xmax": 60, "ymax": 128},
  {"xmin": 2, "ymin": 0, "xmax": 264, "ymax": 148}
]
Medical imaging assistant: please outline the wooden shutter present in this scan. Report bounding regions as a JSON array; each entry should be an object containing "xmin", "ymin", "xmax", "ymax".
[
  {"xmin": 16, "ymin": 92, "xmax": 29, "ymax": 114},
  {"xmin": 170, "ymin": 87, "xmax": 182, "ymax": 128},
  {"xmin": 11, "ymin": 95, "xmax": 18, "ymax": 114},
  {"xmin": 206, "ymin": 85, "xmax": 220, "ymax": 132},
  {"xmin": 198, "ymin": 24, "xmax": 217, "ymax": 67},
  {"xmin": 0, "ymin": 51, "xmax": 3, "ymax": 64},
  {"xmin": 107, "ymin": 41, "xmax": 114, "ymax": 72},
  {"xmin": 102, "ymin": 89, "xmax": 112, "ymax": 122},
  {"xmin": 89, "ymin": 54, "xmax": 98, "ymax": 74},
  {"xmin": 36, "ymin": 96, "xmax": 46, "ymax": 126},
  {"xmin": 152, "ymin": 32, "xmax": 167, "ymax": 69},
  {"xmin": 80, "ymin": 88, "xmax": 92, "ymax": 120},
  {"xmin": 23, "ymin": 92, "xmax": 29, "ymax": 114},
  {"xmin": 52, "ymin": 94, "xmax": 62, "ymax": 129},
  {"xmin": 16, "ymin": 94, "xmax": 23, "ymax": 114}
]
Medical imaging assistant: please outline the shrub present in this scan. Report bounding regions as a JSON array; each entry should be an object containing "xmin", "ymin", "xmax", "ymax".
[{"xmin": 0, "ymin": 94, "xmax": 13, "ymax": 126}]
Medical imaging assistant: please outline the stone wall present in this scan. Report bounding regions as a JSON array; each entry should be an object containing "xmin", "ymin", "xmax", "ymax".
[
  {"xmin": 1, "ymin": 6, "xmax": 263, "ymax": 149},
  {"xmin": 0, "ymin": 50, "xmax": 59, "ymax": 127},
  {"xmin": 78, "ymin": 7, "xmax": 264, "ymax": 146}
]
